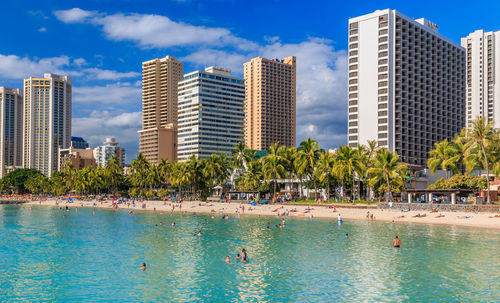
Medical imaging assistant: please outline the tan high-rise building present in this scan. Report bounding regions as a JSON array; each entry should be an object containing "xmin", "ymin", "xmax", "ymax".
[
  {"xmin": 0, "ymin": 87, "xmax": 23, "ymax": 178},
  {"xmin": 58, "ymin": 146, "xmax": 96, "ymax": 171},
  {"xmin": 23, "ymin": 74, "xmax": 72, "ymax": 177},
  {"xmin": 244, "ymin": 56, "xmax": 296, "ymax": 150},
  {"xmin": 139, "ymin": 56, "xmax": 183, "ymax": 163}
]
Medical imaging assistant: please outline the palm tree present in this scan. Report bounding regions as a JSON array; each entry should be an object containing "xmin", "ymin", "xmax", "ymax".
[
  {"xmin": 169, "ymin": 161, "xmax": 191, "ymax": 199},
  {"xmin": 462, "ymin": 117, "xmax": 498, "ymax": 203},
  {"xmin": 103, "ymin": 156, "xmax": 123, "ymax": 194},
  {"xmin": 187, "ymin": 155, "xmax": 203, "ymax": 197},
  {"xmin": 295, "ymin": 137, "xmax": 321, "ymax": 200},
  {"xmin": 129, "ymin": 153, "xmax": 151, "ymax": 192},
  {"xmin": 231, "ymin": 142, "xmax": 250, "ymax": 171},
  {"xmin": 367, "ymin": 149, "xmax": 407, "ymax": 202},
  {"xmin": 237, "ymin": 160, "xmax": 263, "ymax": 192},
  {"xmin": 332, "ymin": 145, "xmax": 360, "ymax": 201},
  {"xmin": 427, "ymin": 139, "xmax": 461, "ymax": 179},
  {"xmin": 203, "ymin": 154, "xmax": 229, "ymax": 189},
  {"xmin": 316, "ymin": 151, "xmax": 335, "ymax": 202},
  {"xmin": 158, "ymin": 159, "xmax": 170, "ymax": 188},
  {"xmin": 261, "ymin": 143, "xmax": 286, "ymax": 199}
]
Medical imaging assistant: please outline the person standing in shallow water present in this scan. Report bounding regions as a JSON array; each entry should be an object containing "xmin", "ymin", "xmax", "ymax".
[
  {"xmin": 393, "ymin": 236, "xmax": 401, "ymax": 247},
  {"xmin": 140, "ymin": 262, "xmax": 147, "ymax": 270}
]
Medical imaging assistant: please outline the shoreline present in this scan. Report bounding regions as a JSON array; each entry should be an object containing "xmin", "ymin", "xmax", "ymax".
[{"xmin": 23, "ymin": 199, "xmax": 500, "ymax": 231}]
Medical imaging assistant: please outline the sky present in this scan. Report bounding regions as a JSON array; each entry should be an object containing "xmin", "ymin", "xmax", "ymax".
[{"xmin": 1, "ymin": 0, "xmax": 499, "ymax": 163}]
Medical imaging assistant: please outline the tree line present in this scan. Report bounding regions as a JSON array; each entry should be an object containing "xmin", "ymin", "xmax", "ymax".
[{"xmin": 0, "ymin": 118, "xmax": 497, "ymax": 202}]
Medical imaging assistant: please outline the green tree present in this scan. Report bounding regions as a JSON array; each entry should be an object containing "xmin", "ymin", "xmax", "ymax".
[
  {"xmin": 332, "ymin": 146, "xmax": 360, "ymax": 201},
  {"xmin": 367, "ymin": 149, "xmax": 407, "ymax": 202},
  {"xmin": 295, "ymin": 137, "xmax": 321, "ymax": 200},
  {"xmin": 427, "ymin": 139, "xmax": 460, "ymax": 179},
  {"xmin": 169, "ymin": 161, "xmax": 191, "ymax": 198},
  {"xmin": 1, "ymin": 168, "xmax": 42, "ymax": 194},
  {"xmin": 316, "ymin": 151, "xmax": 335, "ymax": 202},
  {"xmin": 462, "ymin": 117, "xmax": 498, "ymax": 203},
  {"xmin": 261, "ymin": 143, "xmax": 286, "ymax": 199}
]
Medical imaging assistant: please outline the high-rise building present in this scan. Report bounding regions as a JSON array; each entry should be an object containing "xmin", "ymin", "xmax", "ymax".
[
  {"xmin": 177, "ymin": 67, "xmax": 245, "ymax": 161},
  {"xmin": 23, "ymin": 74, "xmax": 72, "ymax": 176},
  {"xmin": 139, "ymin": 56, "xmax": 183, "ymax": 164},
  {"xmin": 347, "ymin": 9, "xmax": 465, "ymax": 166},
  {"xmin": 93, "ymin": 137, "xmax": 125, "ymax": 168},
  {"xmin": 461, "ymin": 30, "xmax": 500, "ymax": 128},
  {"xmin": 244, "ymin": 56, "xmax": 296, "ymax": 151},
  {"xmin": 70, "ymin": 136, "xmax": 89, "ymax": 149},
  {"xmin": 0, "ymin": 87, "xmax": 23, "ymax": 178}
]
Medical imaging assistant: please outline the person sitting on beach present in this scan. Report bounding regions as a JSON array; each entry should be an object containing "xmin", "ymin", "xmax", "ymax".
[
  {"xmin": 393, "ymin": 236, "xmax": 401, "ymax": 248},
  {"xmin": 225, "ymin": 256, "xmax": 231, "ymax": 263},
  {"xmin": 435, "ymin": 213, "xmax": 445, "ymax": 218},
  {"xmin": 140, "ymin": 262, "xmax": 147, "ymax": 270}
]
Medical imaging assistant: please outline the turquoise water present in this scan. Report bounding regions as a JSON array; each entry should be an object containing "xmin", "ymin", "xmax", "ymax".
[{"xmin": 1, "ymin": 205, "xmax": 499, "ymax": 302}]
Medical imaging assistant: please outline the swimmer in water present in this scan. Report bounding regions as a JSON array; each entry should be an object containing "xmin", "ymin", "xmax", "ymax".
[
  {"xmin": 281, "ymin": 219, "xmax": 286, "ymax": 226},
  {"xmin": 140, "ymin": 262, "xmax": 147, "ymax": 270},
  {"xmin": 393, "ymin": 236, "xmax": 401, "ymax": 248},
  {"xmin": 267, "ymin": 222, "xmax": 270, "ymax": 229},
  {"xmin": 236, "ymin": 253, "xmax": 241, "ymax": 260},
  {"xmin": 197, "ymin": 231, "xmax": 202, "ymax": 237},
  {"xmin": 225, "ymin": 256, "xmax": 231, "ymax": 263},
  {"xmin": 345, "ymin": 233, "xmax": 348, "ymax": 238},
  {"xmin": 171, "ymin": 222, "xmax": 176, "ymax": 227}
]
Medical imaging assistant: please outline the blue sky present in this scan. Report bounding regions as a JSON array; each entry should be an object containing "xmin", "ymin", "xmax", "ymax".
[{"xmin": 1, "ymin": 0, "xmax": 499, "ymax": 163}]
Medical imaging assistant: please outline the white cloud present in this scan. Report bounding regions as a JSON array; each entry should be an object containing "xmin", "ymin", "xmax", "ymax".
[
  {"xmin": 73, "ymin": 82, "xmax": 141, "ymax": 104},
  {"xmin": 0, "ymin": 54, "xmax": 71, "ymax": 79},
  {"xmin": 54, "ymin": 8, "xmax": 257, "ymax": 50},
  {"xmin": 54, "ymin": 8, "xmax": 97, "ymax": 23},
  {"xmin": 82, "ymin": 68, "xmax": 139, "ymax": 80},
  {"xmin": 0, "ymin": 53, "xmax": 139, "ymax": 81},
  {"xmin": 38, "ymin": 27, "xmax": 47, "ymax": 32},
  {"xmin": 72, "ymin": 110, "xmax": 141, "ymax": 163},
  {"xmin": 181, "ymin": 49, "xmax": 250, "ymax": 73}
]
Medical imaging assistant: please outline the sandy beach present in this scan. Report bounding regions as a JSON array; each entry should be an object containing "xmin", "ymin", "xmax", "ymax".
[{"xmin": 23, "ymin": 199, "xmax": 500, "ymax": 230}]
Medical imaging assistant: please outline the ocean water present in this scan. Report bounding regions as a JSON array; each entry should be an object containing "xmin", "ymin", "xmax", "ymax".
[{"xmin": 0, "ymin": 205, "xmax": 499, "ymax": 302}]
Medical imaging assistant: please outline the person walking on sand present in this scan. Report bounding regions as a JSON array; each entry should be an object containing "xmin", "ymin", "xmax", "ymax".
[{"xmin": 393, "ymin": 236, "xmax": 401, "ymax": 248}]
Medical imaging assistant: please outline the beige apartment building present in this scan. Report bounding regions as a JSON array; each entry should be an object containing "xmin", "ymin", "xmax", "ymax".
[
  {"xmin": 139, "ymin": 124, "xmax": 177, "ymax": 163},
  {"xmin": 58, "ymin": 146, "xmax": 96, "ymax": 171},
  {"xmin": 23, "ymin": 74, "xmax": 72, "ymax": 177},
  {"xmin": 244, "ymin": 56, "xmax": 296, "ymax": 151},
  {"xmin": 0, "ymin": 87, "xmax": 23, "ymax": 178},
  {"xmin": 139, "ymin": 56, "xmax": 183, "ymax": 164}
]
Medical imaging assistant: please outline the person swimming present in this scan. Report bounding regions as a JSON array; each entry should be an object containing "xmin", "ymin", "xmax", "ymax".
[
  {"xmin": 236, "ymin": 253, "xmax": 241, "ymax": 260},
  {"xmin": 393, "ymin": 236, "xmax": 401, "ymax": 248},
  {"xmin": 225, "ymin": 256, "xmax": 231, "ymax": 263},
  {"xmin": 345, "ymin": 233, "xmax": 348, "ymax": 238},
  {"xmin": 171, "ymin": 222, "xmax": 176, "ymax": 227},
  {"xmin": 140, "ymin": 262, "xmax": 147, "ymax": 270},
  {"xmin": 197, "ymin": 231, "xmax": 202, "ymax": 237},
  {"xmin": 267, "ymin": 222, "xmax": 270, "ymax": 229}
]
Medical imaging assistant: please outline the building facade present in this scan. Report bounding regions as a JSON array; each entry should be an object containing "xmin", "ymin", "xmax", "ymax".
[
  {"xmin": 58, "ymin": 147, "xmax": 96, "ymax": 171},
  {"xmin": 138, "ymin": 124, "xmax": 177, "ymax": 163},
  {"xmin": 177, "ymin": 67, "xmax": 245, "ymax": 161},
  {"xmin": 70, "ymin": 136, "xmax": 89, "ymax": 149},
  {"xmin": 347, "ymin": 9, "xmax": 466, "ymax": 166},
  {"xmin": 461, "ymin": 30, "xmax": 500, "ymax": 129},
  {"xmin": 23, "ymin": 74, "xmax": 72, "ymax": 176},
  {"xmin": 139, "ymin": 56, "xmax": 183, "ymax": 164},
  {"xmin": 243, "ymin": 56, "xmax": 296, "ymax": 151},
  {"xmin": 0, "ymin": 87, "xmax": 23, "ymax": 178},
  {"xmin": 93, "ymin": 137, "xmax": 125, "ymax": 167}
]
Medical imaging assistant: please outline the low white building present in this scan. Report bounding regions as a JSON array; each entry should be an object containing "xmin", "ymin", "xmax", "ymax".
[{"xmin": 93, "ymin": 137, "xmax": 125, "ymax": 167}]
